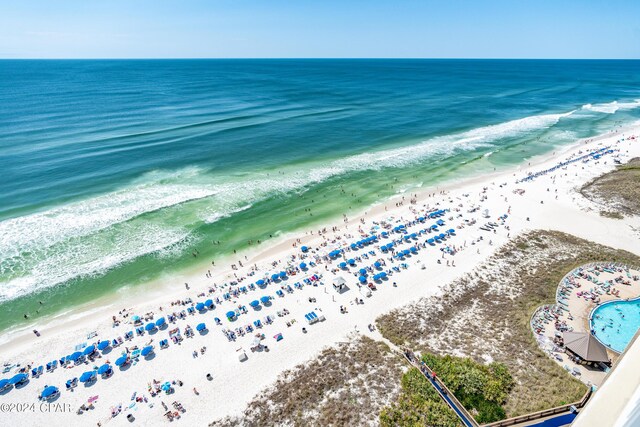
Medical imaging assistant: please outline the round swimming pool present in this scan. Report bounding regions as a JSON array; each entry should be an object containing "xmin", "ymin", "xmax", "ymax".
[{"xmin": 590, "ymin": 298, "xmax": 640, "ymax": 353}]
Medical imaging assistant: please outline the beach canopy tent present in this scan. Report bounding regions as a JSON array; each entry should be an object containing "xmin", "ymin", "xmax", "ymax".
[
  {"xmin": 79, "ymin": 371, "xmax": 96, "ymax": 383},
  {"xmin": 41, "ymin": 386, "xmax": 58, "ymax": 398},
  {"xmin": 333, "ymin": 276, "xmax": 349, "ymax": 293},
  {"xmin": 563, "ymin": 332, "xmax": 610, "ymax": 363},
  {"xmin": 83, "ymin": 345, "xmax": 96, "ymax": 356},
  {"xmin": 260, "ymin": 296, "xmax": 270, "ymax": 304},
  {"xmin": 115, "ymin": 356, "xmax": 128, "ymax": 366},
  {"xmin": 97, "ymin": 340, "xmax": 110, "ymax": 351},
  {"xmin": 249, "ymin": 300, "xmax": 260, "ymax": 308},
  {"xmin": 301, "ymin": 246, "xmax": 308, "ymax": 252},
  {"xmin": 196, "ymin": 323, "xmax": 207, "ymax": 332},
  {"xmin": 155, "ymin": 317, "xmax": 166, "ymax": 327},
  {"xmin": 98, "ymin": 364, "xmax": 111, "ymax": 375},
  {"xmin": 141, "ymin": 346, "xmax": 154, "ymax": 356},
  {"xmin": 195, "ymin": 302, "xmax": 205, "ymax": 311},
  {"xmin": 299, "ymin": 262, "xmax": 307, "ymax": 269},
  {"xmin": 9, "ymin": 373, "xmax": 27, "ymax": 384},
  {"xmin": 145, "ymin": 322, "xmax": 156, "ymax": 331}
]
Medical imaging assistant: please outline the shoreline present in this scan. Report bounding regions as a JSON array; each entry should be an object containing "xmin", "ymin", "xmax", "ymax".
[
  {"xmin": 1, "ymin": 124, "xmax": 630, "ymax": 348},
  {"xmin": 1, "ymin": 123, "xmax": 639, "ymax": 426}
]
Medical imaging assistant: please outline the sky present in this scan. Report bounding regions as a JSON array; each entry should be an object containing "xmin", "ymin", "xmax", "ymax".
[{"xmin": 0, "ymin": 0, "xmax": 639, "ymax": 59}]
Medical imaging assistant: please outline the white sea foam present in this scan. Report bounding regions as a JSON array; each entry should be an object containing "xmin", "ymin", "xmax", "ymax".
[
  {"xmin": 0, "ymin": 109, "xmax": 575, "ymax": 301},
  {"xmin": 582, "ymin": 100, "xmax": 640, "ymax": 114}
]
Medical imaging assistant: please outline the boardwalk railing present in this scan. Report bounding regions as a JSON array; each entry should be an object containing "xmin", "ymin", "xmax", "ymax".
[{"xmin": 481, "ymin": 388, "xmax": 592, "ymax": 427}]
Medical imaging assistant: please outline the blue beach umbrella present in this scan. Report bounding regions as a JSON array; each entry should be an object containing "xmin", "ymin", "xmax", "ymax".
[
  {"xmin": 141, "ymin": 346, "xmax": 154, "ymax": 357},
  {"xmin": 271, "ymin": 273, "xmax": 279, "ymax": 280},
  {"xmin": 69, "ymin": 351, "xmax": 83, "ymax": 361},
  {"xmin": 41, "ymin": 386, "xmax": 58, "ymax": 398},
  {"xmin": 299, "ymin": 262, "xmax": 307, "ymax": 269},
  {"xmin": 373, "ymin": 274, "xmax": 381, "ymax": 281},
  {"xmin": 279, "ymin": 271, "xmax": 287, "ymax": 278},
  {"xmin": 256, "ymin": 279, "xmax": 265, "ymax": 286},
  {"xmin": 380, "ymin": 272, "xmax": 388, "ymax": 278},
  {"xmin": 260, "ymin": 296, "xmax": 270, "ymax": 304},
  {"xmin": 374, "ymin": 261, "xmax": 382, "ymax": 269},
  {"xmin": 131, "ymin": 315, "xmax": 140, "ymax": 322},
  {"xmin": 195, "ymin": 302, "xmax": 205, "ymax": 311},
  {"xmin": 145, "ymin": 322, "xmax": 156, "ymax": 331},
  {"xmin": 410, "ymin": 247, "xmax": 418, "ymax": 253},
  {"xmin": 359, "ymin": 268, "xmax": 367, "ymax": 275},
  {"xmin": 250, "ymin": 300, "xmax": 260, "ymax": 308},
  {"xmin": 9, "ymin": 373, "xmax": 27, "ymax": 384},
  {"xmin": 226, "ymin": 311, "xmax": 236, "ymax": 319},
  {"xmin": 79, "ymin": 371, "xmax": 95, "ymax": 383},
  {"xmin": 97, "ymin": 340, "xmax": 110, "ymax": 351},
  {"xmin": 83, "ymin": 345, "xmax": 95, "ymax": 356},
  {"xmin": 162, "ymin": 382, "xmax": 172, "ymax": 392},
  {"xmin": 98, "ymin": 364, "xmax": 111, "ymax": 375},
  {"xmin": 155, "ymin": 317, "xmax": 166, "ymax": 327},
  {"xmin": 381, "ymin": 231, "xmax": 388, "ymax": 237},
  {"xmin": 301, "ymin": 246, "xmax": 308, "ymax": 252},
  {"xmin": 115, "ymin": 356, "xmax": 128, "ymax": 366},
  {"xmin": 339, "ymin": 262, "xmax": 347, "ymax": 268},
  {"xmin": 350, "ymin": 243, "xmax": 357, "ymax": 249},
  {"xmin": 380, "ymin": 246, "xmax": 388, "ymax": 252},
  {"xmin": 196, "ymin": 323, "xmax": 206, "ymax": 332},
  {"xmin": 411, "ymin": 233, "xmax": 417, "ymax": 238},
  {"xmin": 348, "ymin": 259, "xmax": 356, "ymax": 265},
  {"xmin": 0, "ymin": 379, "xmax": 9, "ymax": 389},
  {"xmin": 205, "ymin": 299, "xmax": 213, "ymax": 308},
  {"xmin": 359, "ymin": 276, "xmax": 367, "ymax": 283}
]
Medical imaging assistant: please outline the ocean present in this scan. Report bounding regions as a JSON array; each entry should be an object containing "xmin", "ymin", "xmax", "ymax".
[{"xmin": 1, "ymin": 59, "xmax": 639, "ymax": 333}]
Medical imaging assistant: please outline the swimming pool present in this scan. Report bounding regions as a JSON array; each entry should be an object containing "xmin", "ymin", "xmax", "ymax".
[{"xmin": 590, "ymin": 298, "xmax": 640, "ymax": 353}]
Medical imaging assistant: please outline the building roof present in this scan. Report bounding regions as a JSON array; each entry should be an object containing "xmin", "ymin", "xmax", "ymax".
[{"xmin": 563, "ymin": 331, "xmax": 609, "ymax": 363}]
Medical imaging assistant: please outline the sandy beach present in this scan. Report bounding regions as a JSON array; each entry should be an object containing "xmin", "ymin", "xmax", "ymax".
[{"xmin": 1, "ymin": 125, "xmax": 639, "ymax": 426}]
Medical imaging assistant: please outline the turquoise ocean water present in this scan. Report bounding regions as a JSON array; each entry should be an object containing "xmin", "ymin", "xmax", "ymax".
[{"xmin": 1, "ymin": 59, "xmax": 640, "ymax": 332}]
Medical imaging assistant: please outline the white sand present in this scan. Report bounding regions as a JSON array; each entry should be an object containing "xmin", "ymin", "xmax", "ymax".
[{"xmin": 1, "ymin": 126, "xmax": 639, "ymax": 426}]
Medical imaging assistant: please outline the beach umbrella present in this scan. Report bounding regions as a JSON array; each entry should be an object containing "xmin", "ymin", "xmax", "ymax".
[
  {"xmin": 350, "ymin": 243, "xmax": 357, "ymax": 249},
  {"xmin": 380, "ymin": 246, "xmax": 388, "ymax": 252},
  {"xmin": 226, "ymin": 311, "xmax": 236, "ymax": 319},
  {"xmin": 79, "ymin": 371, "xmax": 96, "ymax": 383},
  {"xmin": 439, "ymin": 233, "xmax": 446, "ymax": 240},
  {"xmin": 381, "ymin": 231, "xmax": 388, "ymax": 237},
  {"xmin": 411, "ymin": 233, "xmax": 417, "ymax": 238},
  {"xmin": 448, "ymin": 228, "xmax": 455, "ymax": 234},
  {"xmin": 145, "ymin": 322, "xmax": 156, "ymax": 331},
  {"xmin": 204, "ymin": 299, "xmax": 214, "ymax": 308},
  {"xmin": 301, "ymin": 246, "xmax": 308, "ymax": 252},
  {"xmin": 403, "ymin": 249, "xmax": 410, "ymax": 256},
  {"xmin": 162, "ymin": 382, "xmax": 172, "ymax": 392},
  {"xmin": 196, "ymin": 323, "xmax": 207, "ymax": 332},
  {"xmin": 41, "ymin": 386, "xmax": 58, "ymax": 398},
  {"xmin": 299, "ymin": 262, "xmax": 307, "ymax": 269},
  {"xmin": 195, "ymin": 302, "xmax": 205, "ymax": 311},
  {"xmin": 260, "ymin": 296, "xmax": 270, "ymax": 304},
  {"xmin": 358, "ymin": 276, "xmax": 367, "ymax": 283},
  {"xmin": 83, "ymin": 345, "xmax": 96, "ymax": 356},
  {"xmin": 155, "ymin": 317, "xmax": 166, "ymax": 327},
  {"xmin": 380, "ymin": 272, "xmax": 388, "ymax": 277},
  {"xmin": 256, "ymin": 279, "xmax": 265, "ymax": 286},
  {"xmin": 97, "ymin": 340, "xmax": 110, "ymax": 351},
  {"xmin": 427, "ymin": 238, "xmax": 435, "ymax": 244},
  {"xmin": 271, "ymin": 273, "xmax": 279, "ymax": 281},
  {"xmin": 69, "ymin": 351, "xmax": 83, "ymax": 361},
  {"xmin": 373, "ymin": 274, "xmax": 381, "ymax": 281},
  {"xmin": 418, "ymin": 216, "xmax": 425, "ymax": 221},
  {"xmin": 131, "ymin": 315, "xmax": 140, "ymax": 322},
  {"xmin": 348, "ymin": 259, "xmax": 355, "ymax": 265},
  {"xmin": 0, "ymin": 379, "xmax": 9, "ymax": 389},
  {"xmin": 359, "ymin": 268, "xmax": 367, "ymax": 275},
  {"xmin": 9, "ymin": 373, "xmax": 27, "ymax": 385},
  {"xmin": 410, "ymin": 247, "xmax": 418, "ymax": 253},
  {"xmin": 98, "ymin": 364, "xmax": 111, "ymax": 375},
  {"xmin": 274, "ymin": 333, "xmax": 283, "ymax": 341},
  {"xmin": 279, "ymin": 271, "xmax": 287, "ymax": 278},
  {"xmin": 115, "ymin": 356, "xmax": 128, "ymax": 366},
  {"xmin": 141, "ymin": 346, "xmax": 154, "ymax": 357},
  {"xmin": 339, "ymin": 262, "xmax": 347, "ymax": 268},
  {"xmin": 250, "ymin": 300, "xmax": 260, "ymax": 308},
  {"xmin": 374, "ymin": 261, "xmax": 382, "ymax": 269}
]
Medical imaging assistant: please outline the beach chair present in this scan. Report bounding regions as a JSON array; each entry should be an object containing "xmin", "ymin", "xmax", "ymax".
[{"xmin": 276, "ymin": 290, "xmax": 284, "ymax": 297}]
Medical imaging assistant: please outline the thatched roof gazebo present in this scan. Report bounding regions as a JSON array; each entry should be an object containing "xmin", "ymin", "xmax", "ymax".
[{"xmin": 563, "ymin": 331, "xmax": 610, "ymax": 363}]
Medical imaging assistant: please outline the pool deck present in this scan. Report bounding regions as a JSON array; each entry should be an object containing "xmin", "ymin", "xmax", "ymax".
[{"xmin": 534, "ymin": 264, "xmax": 640, "ymax": 387}]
